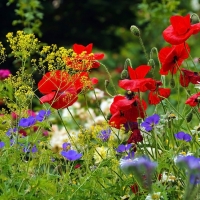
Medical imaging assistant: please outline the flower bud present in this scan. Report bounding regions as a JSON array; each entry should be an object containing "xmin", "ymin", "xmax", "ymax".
[
  {"xmin": 121, "ymin": 69, "xmax": 129, "ymax": 79},
  {"xmin": 170, "ymin": 78, "xmax": 175, "ymax": 88},
  {"xmin": 148, "ymin": 59, "xmax": 155, "ymax": 69},
  {"xmin": 130, "ymin": 25, "xmax": 140, "ymax": 37},
  {"xmin": 104, "ymin": 80, "xmax": 109, "ymax": 88}
]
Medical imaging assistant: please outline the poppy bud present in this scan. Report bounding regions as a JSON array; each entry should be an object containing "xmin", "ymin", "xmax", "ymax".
[
  {"xmin": 186, "ymin": 110, "xmax": 193, "ymax": 123},
  {"xmin": 121, "ymin": 69, "xmax": 129, "ymax": 79},
  {"xmin": 130, "ymin": 25, "xmax": 140, "ymax": 37},
  {"xmin": 170, "ymin": 78, "xmax": 175, "ymax": 88},
  {"xmin": 105, "ymin": 80, "xmax": 109, "ymax": 88},
  {"xmin": 148, "ymin": 59, "xmax": 155, "ymax": 69}
]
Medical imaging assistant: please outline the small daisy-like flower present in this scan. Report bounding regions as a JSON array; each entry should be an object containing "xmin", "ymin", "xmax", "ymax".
[
  {"xmin": 141, "ymin": 114, "xmax": 160, "ymax": 131},
  {"xmin": 145, "ymin": 192, "xmax": 162, "ymax": 200}
]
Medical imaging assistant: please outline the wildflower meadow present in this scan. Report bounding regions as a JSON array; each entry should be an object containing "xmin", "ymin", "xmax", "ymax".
[{"xmin": 0, "ymin": 1, "xmax": 200, "ymax": 200}]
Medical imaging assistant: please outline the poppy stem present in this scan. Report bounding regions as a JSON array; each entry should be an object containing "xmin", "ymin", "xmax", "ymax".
[
  {"xmin": 100, "ymin": 62, "xmax": 118, "ymax": 95},
  {"xmin": 150, "ymin": 47, "xmax": 161, "ymax": 69},
  {"xmin": 57, "ymin": 110, "xmax": 79, "ymax": 150},
  {"xmin": 138, "ymin": 36, "xmax": 149, "ymax": 63}
]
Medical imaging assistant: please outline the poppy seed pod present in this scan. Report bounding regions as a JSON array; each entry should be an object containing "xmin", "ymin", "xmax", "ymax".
[{"xmin": 130, "ymin": 25, "xmax": 140, "ymax": 37}]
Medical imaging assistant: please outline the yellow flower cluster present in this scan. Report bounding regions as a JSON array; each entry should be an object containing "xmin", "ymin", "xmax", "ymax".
[
  {"xmin": 0, "ymin": 42, "xmax": 6, "ymax": 64},
  {"xmin": 4, "ymin": 70, "xmax": 34, "ymax": 111},
  {"xmin": 38, "ymin": 44, "xmax": 73, "ymax": 71},
  {"xmin": 6, "ymin": 31, "xmax": 39, "ymax": 61}
]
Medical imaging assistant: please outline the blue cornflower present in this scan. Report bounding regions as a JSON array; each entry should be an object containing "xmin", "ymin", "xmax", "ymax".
[
  {"xmin": 174, "ymin": 132, "xmax": 192, "ymax": 142},
  {"xmin": 98, "ymin": 129, "xmax": 111, "ymax": 141},
  {"xmin": 19, "ymin": 116, "xmax": 36, "ymax": 128},
  {"xmin": 36, "ymin": 110, "xmax": 51, "ymax": 122},
  {"xmin": 141, "ymin": 114, "xmax": 160, "ymax": 131},
  {"xmin": 116, "ymin": 144, "xmax": 132, "ymax": 153},
  {"xmin": 6, "ymin": 127, "xmax": 17, "ymax": 137},
  {"xmin": 61, "ymin": 150, "xmax": 82, "ymax": 161},
  {"xmin": 0, "ymin": 141, "xmax": 5, "ymax": 148}
]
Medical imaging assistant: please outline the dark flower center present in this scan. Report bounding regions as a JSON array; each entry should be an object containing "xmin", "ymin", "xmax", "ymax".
[
  {"xmin": 125, "ymin": 90, "xmax": 135, "ymax": 100},
  {"xmin": 173, "ymin": 56, "xmax": 178, "ymax": 63}
]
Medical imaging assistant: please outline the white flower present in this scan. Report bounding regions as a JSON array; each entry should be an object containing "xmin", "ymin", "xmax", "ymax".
[
  {"xmin": 93, "ymin": 146, "xmax": 110, "ymax": 164},
  {"xmin": 100, "ymin": 98, "xmax": 113, "ymax": 114},
  {"xmin": 145, "ymin": 192, "xmax": 162, "ymax": 200},
  {"xmin": 161, "ymin": 172, "xmax": 176, "ymax": 182}
]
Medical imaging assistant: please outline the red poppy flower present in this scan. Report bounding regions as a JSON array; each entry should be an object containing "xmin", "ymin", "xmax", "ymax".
[
  {"xmin": 130, "ymin": 183, "xmax": 139, "ymax": 194},
  {"xmin": 109, "ymin": 95, "xmax": 147, "ymax": 129},
  {"xmin": 163, "ymin": 14, "xmax": 200, "ymax": 45},
  {"xmin": 66, "ymin": 43, "xmax": 104, "ymax": 71},
  {"xmin": 185, "ymin": 92, "xmax": 200, "ymax": 107},
  {"xmin": 148, "ymin": 88, "xmax": 171, "ymax": 105},
  {"xmin": 38, "ymin": 70, "xmax": 95, "ymax": 109},
  {"xmin": 180, "ymin": 68, "xmax": 200, "ymax": 87},
  {"xmin": 127, "ymin": 129, "xmax": 143, "ymax": 144},
  {"xmin": 119, "ymin": 65, "xmax": 156, "ymax": 92},
  {"xmin": 159, "ymin": 43, "xmax": 190, "ymax": 75}
]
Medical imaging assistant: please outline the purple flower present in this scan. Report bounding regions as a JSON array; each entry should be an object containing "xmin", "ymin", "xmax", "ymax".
[
  {"xmin": 116, "ymin": 144, "xmax": 132, "ymax": 153},
  {"xmin": 61, "ymin": 150, "xmax": 82, "ymax": 161},
  {"xmin": 174, "ymin": 132, "xmax": 192, "ymax": 142},
  {"xmin": 124, "ymin": 122, "xmax": 138, "ymax": 132},
  {"xmin": 120, "ymin": 156, "xmax": 157, "ymax": 190},
  {"xmin": 23, "ymin": 145, "xmax": 38, "ymax": 153},
  {"xmin": 141, "ymin": 114, "xmax": 160, "ymax": 131},
  {"xmin": 98, "ymin": 129, "xmax": 111, "ymax": 141},
  {"xmin": 62, "ymin": 142, "xmax": 71, "ymax": 150},
  {"xmin": 123, "ymin": 151, "xmax": 135, "ymax": 159},
  {"xmin": 0, "ymin": 141, "xmax": 5, "ymax": 148},
  {"xmin": 6, "ymin": 127, "xmax": 17, "ymax": 137},
  {"xmin": 19, "ymin": 116, "xmax": 36, "ymax": 127},
  {"xmin": 0, "ymin": 69, "xmax": 11, "ymax": 80},
  {"xmin": 36, "ymin": 110, "xmax": 51, "ymax": 122}
]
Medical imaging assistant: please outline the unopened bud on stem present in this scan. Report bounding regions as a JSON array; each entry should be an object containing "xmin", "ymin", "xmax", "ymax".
[{"xmin": 130, "ymin": 25, "xmax": 140, "ymax": 37}]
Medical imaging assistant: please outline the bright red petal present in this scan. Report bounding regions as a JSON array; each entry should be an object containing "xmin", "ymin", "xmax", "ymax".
[
  {"xmin": 85, "ymin": 43, "xmax": 93, "ymax": 54},
  {"xmin": 148, "ymin": 91, "xmax": 161, "ymax": 105},
  {"xmin": 73, "ymin": 44, "xmax": 86, "ymax": 54},
  {"xmin": 94, "ymin": 53, "xmax": 104, "ymax": 60},
  {"xmin": 158, "ymin": 88, "xmax": 171, "ymax": 99},
  {"xmin": 170, "ymin": 14, "xmax": 191, "ymax": 35},
  {"xmin": 128, "ymin": 65, "xmax": 151, "ymax": 80}
]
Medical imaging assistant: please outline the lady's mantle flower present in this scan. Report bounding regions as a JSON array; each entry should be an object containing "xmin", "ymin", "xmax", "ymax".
[
  {"xmin": 141, "ymin": 114, "xmax": 160, "ymax": 131},
  {"xmin": 163, "ymin": 14, "xmax": 200, "ymax": 45},
  {"xmin": 174, "ymin": 131, "xmax": 192, "ymax": 142},
  {"xmin": 61, "ymin": 150, "xmax": 82, "ymax": 161},
  {"xmin": 0, "ymin": 141, "xmax": 5, "ymax": 148},
  {"xmin": 19, "ymin": 116, "xmax": 36, "ymax": 128},
  {"xmin": 98, "ymin": 129, "xmax": 111, "ymax": 142},
  {"xmin": 145, "ymin": 192, "xmax": 162, "ymax": 200},
  {"xmin": 36, "ymin": 110, "xmax": 51, "ymax": 122}
]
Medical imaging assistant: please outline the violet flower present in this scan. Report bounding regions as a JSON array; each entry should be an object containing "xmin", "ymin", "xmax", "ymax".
[
  {"xmin": 62, "ymin": 142, "xmax": 71, "ymax": 150},
  {"xmin": 19, "ymin": 116, "xmax": 36, "ymax": 127},
  {"xmin": 174, "ymin": 132, "xmax": 192, "ymax": 142},
  {"xmin": 120, "ymin": 156, "xmax": 157, "ymax": 190},
  {"xmin": 0, "ymin": 141, "xmax": 5, "ymax": 148},
  {"xmin": 141, "ymin": 114, "xmax": 160, "ymax": 131},
  {"xmin": 98, "ymin": 129, "xmax": 111, "ymax": 141},
  {"xmin": 61, "ymin": 150, "xmax": 82, "ymax": 161},
  {"xmin": 36, "ymin": 110, "xmax": 51, "ymax": 122},
  {"xmin": 116, "ymin": 144, "xmax": 132, "ymax": 153},
  {"xmin": 6, "ymin": 127, "xmax": 17, "ymax": 137}
]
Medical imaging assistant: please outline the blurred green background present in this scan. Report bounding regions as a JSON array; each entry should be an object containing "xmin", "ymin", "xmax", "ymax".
[{"xmin": 0, "ymin": 0, "xmax": 200, "ymax": 82}]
